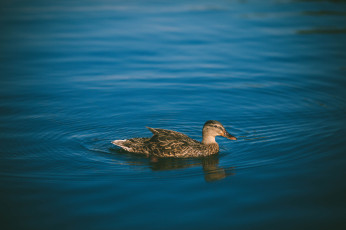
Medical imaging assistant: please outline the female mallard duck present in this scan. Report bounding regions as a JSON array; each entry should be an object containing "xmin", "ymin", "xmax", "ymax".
[{"xmin": 112, "ymin": 120, "xmax": 237, "ymax": 158}]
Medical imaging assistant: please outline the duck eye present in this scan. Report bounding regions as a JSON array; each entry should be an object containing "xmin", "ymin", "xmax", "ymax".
[{"xmin": 212, "ymin": 125, "xmax": 223, "ymax": 131}]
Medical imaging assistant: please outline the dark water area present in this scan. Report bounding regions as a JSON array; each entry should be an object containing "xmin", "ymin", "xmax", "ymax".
[{"xmin": 1, "ymin": 0, "xmax": 346, "ymax": 229}]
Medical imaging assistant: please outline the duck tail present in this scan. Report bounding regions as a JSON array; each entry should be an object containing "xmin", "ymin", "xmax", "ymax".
[
  {"xmin": 111, "ymin": 138, "xmax": 150, "ymax": 154},
  {"xmin": 111, "ymin": 139, "xmax": 131, "ymax": 151}
]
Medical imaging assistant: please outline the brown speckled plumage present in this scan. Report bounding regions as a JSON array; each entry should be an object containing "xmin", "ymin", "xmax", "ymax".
[{"xmin": 112, "ymin": 120, "xmax": 237, "ymax": 158}]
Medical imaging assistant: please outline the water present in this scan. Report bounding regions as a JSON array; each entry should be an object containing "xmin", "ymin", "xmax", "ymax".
[{"xmin": 1, "ymin": 0, "xmax": 346, "ymax": 229}]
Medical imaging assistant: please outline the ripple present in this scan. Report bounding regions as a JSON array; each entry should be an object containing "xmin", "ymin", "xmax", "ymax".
[
  {"xmin": 297, "ymin": 27, "xmax": 346, "ymax": 34},
  {"xmin": 1, "ymin": 90, "xmax": 342, "ymax": 183}
]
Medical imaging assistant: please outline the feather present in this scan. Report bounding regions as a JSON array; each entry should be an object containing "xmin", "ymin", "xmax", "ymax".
[{"xmin": 111, "ymin": 121, "xmax": 236, "ymax": 158}]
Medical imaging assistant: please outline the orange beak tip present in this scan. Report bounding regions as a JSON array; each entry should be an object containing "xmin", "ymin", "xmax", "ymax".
[{"xmin": 223, "ymin": 132, "xmax": 237, "ymax": 140}]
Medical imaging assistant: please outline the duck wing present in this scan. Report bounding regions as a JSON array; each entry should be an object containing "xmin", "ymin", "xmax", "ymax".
[
  {"xmin": 146, "ymin": 127, "xmax": 201, "ymax": 157},
  {"xmin": 147, "ymin": 127, "xmax": 199, "ymax": 142}
]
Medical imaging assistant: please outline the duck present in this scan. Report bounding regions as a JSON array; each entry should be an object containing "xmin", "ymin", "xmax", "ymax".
[{"xmin": 111, "ymin": 120, "xmax": 237, "ymax": 158}]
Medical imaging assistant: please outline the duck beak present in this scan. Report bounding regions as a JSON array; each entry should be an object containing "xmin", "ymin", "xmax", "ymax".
[{"xmin": 222, "ymin": 131, "xmax": 237, "ymax": 140}]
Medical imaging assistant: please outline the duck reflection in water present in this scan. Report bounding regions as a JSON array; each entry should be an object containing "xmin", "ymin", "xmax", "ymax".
[
  {"xmin": 110, "ymin": 148, "xmax": 234, "ymax": 182},
  {"xmin": 149, "ymin": 155, "xmax": 235, "ymax": 182}
]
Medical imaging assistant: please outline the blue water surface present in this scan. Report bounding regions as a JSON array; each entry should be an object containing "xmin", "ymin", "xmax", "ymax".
[{"xmin": 1, "ymin": 0, "xmax": 346, "ymax": 229}]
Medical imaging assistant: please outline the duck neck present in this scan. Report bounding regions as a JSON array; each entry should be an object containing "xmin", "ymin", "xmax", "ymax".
[{"xmin": 202, "ymin": 135, "xmax": 217, "ymax": 145}]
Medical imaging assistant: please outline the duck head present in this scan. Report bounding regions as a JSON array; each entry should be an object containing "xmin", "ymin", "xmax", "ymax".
[{"xmin": 202, "ymin": 120, "xmax": 237, "ymax": 144}]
